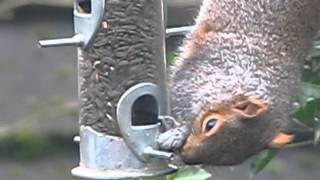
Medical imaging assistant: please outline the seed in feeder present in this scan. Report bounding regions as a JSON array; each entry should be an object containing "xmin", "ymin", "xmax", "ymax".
[
  {"xmin": 93, "ymin": 61, "xmax": 101, "ymax": 69},
  {"xmin": 94, "ymin": 38, "xmax": 109, "ymax": 47},
  {"xmin": 147, "ymin": 73, "xmax": 155, "ymax": 78},
  {"xmin": 118, "ymin": 61, "xmax": 129, "ymax": 67},
  {"xmin": 125, "ymin": 80, "xmax": 135, "ymax": 87},
  {"xmin": 107, "ymin": 90, "xmax": 120, "ymax": 98},
  {"xmin": 130, "ymin": 58, "xmax": 143, "ymax": 65},
  {"xmin": 98, "ymin": 122, "xmax": 106, "ymax": 128},
  {"xmin": 92, "ymin": 71, "xmax": 100, "ymax": 81},
  {"xmin": 87, "ymin": 116, "xmax": 99, "ymax": 125},
  {"xmin": 106, "ymin": 113, "xmax": 113, "ymax": 121},
  {"xmin": 103, "ymin": 57, "xmax": 116, "ymax": 66},
  {"xmin": 107, "ymin": 102, "xmax": 112, "ymax": 107},
  {"xmin": 129, "ymin": 66, "xmax": 140, "ymax": 72},
  {"xmin": 102, "ymin": 21, "xmax": 108, "ymax": 29},
  {"xmin": 88, "ymin": 53, "xmax": 99, "ymax": 60}
]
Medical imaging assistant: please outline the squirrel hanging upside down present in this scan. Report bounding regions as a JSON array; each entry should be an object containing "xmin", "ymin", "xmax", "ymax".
[{"xmin": 158, "ymin": 0, "xmax": 320, "ymax": 165}]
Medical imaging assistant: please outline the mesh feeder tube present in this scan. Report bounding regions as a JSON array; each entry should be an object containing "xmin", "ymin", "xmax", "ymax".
[
  {"xmin": 79, "ymin": 0, "xmax": 168, "ymax": 135},
  {"xmin": 74, "ymin": 0, "xmax": 175, "ymax": 179}
]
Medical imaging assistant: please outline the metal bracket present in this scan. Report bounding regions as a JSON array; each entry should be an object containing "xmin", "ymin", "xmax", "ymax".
[
  {"xmin": 117, "ymin": 83, "xmax": 174, "ymax": 162},
  {"xmin": 38, "ymin": 0, "xmax": 105, "ymax": 48}
]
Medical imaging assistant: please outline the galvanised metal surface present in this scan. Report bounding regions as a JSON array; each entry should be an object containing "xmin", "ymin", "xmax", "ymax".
[
  {"xmin": 71, "ymin": 126, "xmax": 176, "ymax": 180},
  {"xmin": 166, "ymin": 26, "xmax": 194, "ymax": 37}
]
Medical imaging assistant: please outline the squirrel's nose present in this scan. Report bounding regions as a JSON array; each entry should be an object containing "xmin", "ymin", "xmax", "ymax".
[{"xmin": 180, "ymin": 137, "xmax": 201, "ymax": 164}]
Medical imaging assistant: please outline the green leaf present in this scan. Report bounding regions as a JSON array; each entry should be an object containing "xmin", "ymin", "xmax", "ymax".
[
  {"xmin": 293, "ymin": 82, "xmax": 320, "ymax": 128},
  {"xmin": 166, "ymin": 51, "xmax": 177, "ymax": 65},
  {"xmin": 293, "ymin": 98, "xmax": 319, "ymax": 123},
  {"xmin": 250, "ymin": 149, "xmax": 278, "ymax": 177},
  {"xmin": 299, "ymin": 82, "xmax": 320, "ymax": 106},
  {"xmin": 166, "ymin": 166, "xmax": 212, "ymax": 180}
]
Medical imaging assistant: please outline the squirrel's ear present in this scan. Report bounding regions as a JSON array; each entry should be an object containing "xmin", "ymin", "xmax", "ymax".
[
  {"xmin": 269, "ymin": 133, "xmax": 294, "ymax": 149},
  {"xmin": 232, "ymin": 97, "xmax": 268, "ymax": 119}
]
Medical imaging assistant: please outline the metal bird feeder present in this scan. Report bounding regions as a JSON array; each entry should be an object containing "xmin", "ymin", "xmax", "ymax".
[{"xmin": 37, "ymin": 0, "xmax": 195, "ymax": 179}]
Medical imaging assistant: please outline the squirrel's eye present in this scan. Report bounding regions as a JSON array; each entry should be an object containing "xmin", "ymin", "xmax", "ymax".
[{"xmin": 205, "ymin": 118, "xmax": 217, "ymax": 132}]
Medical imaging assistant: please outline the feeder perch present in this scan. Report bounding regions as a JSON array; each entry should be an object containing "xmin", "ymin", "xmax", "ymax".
[{"xmin": 38, "ymin": 0, "xmax": 105, "ymax": 48}]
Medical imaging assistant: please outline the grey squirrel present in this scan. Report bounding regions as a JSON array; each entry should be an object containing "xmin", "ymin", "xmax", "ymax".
[{"xmin": 158, "ymin": 0, "xmax": 320, "ymax": 165}]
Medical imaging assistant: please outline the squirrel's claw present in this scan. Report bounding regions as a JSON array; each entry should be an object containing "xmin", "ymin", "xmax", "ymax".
[{"xmin": 157, "ymin": 125, "xmax": 190, "ymax": 151}]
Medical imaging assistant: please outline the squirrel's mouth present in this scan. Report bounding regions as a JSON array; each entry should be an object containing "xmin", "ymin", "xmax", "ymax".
[
  {"xmin": 179, "ymin": 135, "xmax": 204, "ymax": 165},
  {"xmin": 170, "ymin": 152, "xmax": 186, "ymax": 166}
]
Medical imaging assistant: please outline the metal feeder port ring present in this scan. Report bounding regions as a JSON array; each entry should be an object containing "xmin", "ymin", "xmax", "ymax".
[{"xmin": 117, "ymin": 82, "xmax": 175, "ymax": 162}]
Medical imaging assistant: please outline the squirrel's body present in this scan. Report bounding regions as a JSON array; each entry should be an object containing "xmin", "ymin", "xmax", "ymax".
[{"xmin": 159, "ymin": 0, "xmax": 320, "ymax": 165}]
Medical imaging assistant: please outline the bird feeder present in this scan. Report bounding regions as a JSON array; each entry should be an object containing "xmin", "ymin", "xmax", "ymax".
[{"xmin": 39, "ymin": 0, "xmax": 178, "ymax": 179}]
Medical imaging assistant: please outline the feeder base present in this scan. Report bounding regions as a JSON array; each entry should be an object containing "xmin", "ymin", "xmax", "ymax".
[
  {"xmin": 71, "ymin": 126, "xmax": 176, "ymax": 179},
  {"xmin": 72, "ymin": 165, "xmax": 176, "ymax": 180}
]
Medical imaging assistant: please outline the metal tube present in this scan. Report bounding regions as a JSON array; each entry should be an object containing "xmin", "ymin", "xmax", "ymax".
[
  {"xmin": 166, "ymin": 25, "xmax": 194, "ymax": 37},
  {"xmin": 73, "ymin": 136, "xmax": 81, "ymax": 143},
  {"xmin": 144, "ymin": 147, "xmax": 174, "ymax": 160},
  {"xmin": 38, "ymin": 34, "xmax": 84, "ymax": 48}
]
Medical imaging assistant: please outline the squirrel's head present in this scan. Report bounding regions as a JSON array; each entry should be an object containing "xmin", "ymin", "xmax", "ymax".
[
  {"xmin": 170, "ymin": 41, "xmax": 296, "ymax": 165},
  {"xmin": 166, "ymin": 0, "xmax": 319, "ymax": 166},
  {"xmin": 178, "ymin": 96, "xmax": 294, "ymax": 165}
]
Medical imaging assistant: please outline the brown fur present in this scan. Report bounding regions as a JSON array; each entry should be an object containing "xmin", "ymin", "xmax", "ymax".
[{"xmin": 163, "ymin": 0, "xmax": 320, "ymax": 165}]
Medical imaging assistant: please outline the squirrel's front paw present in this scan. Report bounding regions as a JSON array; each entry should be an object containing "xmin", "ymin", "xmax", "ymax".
[{"xmin": 157, "ymin": 125, "xmax": 189, "ymax": 151}]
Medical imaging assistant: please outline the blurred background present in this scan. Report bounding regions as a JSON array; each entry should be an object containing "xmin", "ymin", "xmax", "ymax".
[{"xmin": 0, "ymin": 0, "xmax": 320, "ymax": 180}]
